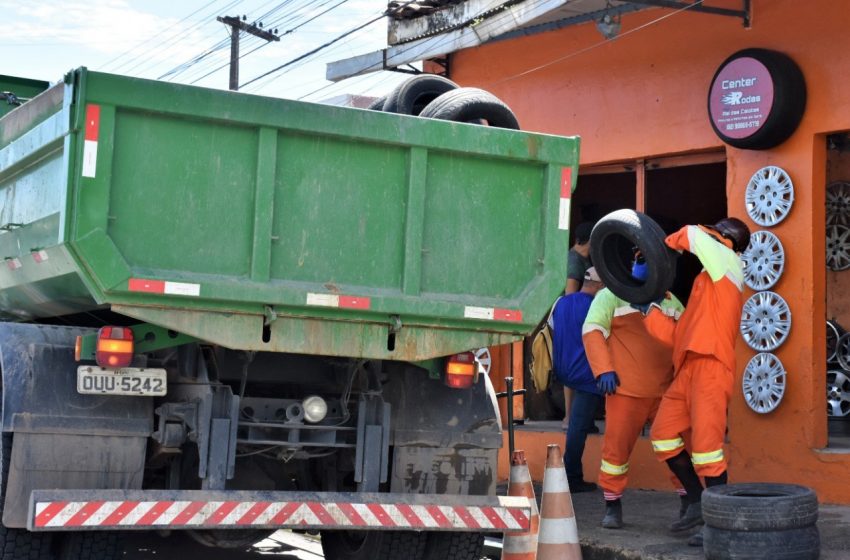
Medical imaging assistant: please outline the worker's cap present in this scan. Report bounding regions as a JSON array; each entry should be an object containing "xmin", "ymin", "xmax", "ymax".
[{"xmin": 584, "ymin": 267, "xmax": 602, "ymax": 283}]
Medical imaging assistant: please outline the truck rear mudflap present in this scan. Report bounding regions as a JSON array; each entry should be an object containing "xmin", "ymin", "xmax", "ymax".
[{"xmin": 29, "ymin": 490, "xmax": 530, "ymax": 533}]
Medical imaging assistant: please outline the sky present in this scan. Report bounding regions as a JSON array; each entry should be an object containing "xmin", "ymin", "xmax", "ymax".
[{"xmin": 1, "ymin": 0, "xmax": 412, "ymax": 103}]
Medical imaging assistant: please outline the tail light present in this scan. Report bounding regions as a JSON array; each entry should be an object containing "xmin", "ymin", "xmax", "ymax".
[
  {"xmin": 95, "ymin": 326, "xmax": 134, "ymax": 368},
  {"xmin": 445, "ymin": 352, "xmax": 477, "ymax": 389}
]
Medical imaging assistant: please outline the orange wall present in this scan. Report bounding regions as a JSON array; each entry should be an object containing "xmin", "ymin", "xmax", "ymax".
[{"xmin": 453, "ymin": 0, "xmax": 850, "ymax": 503}]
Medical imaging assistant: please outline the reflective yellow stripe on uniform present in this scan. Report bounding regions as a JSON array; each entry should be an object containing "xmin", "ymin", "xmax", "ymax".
[
  {"xmin": 600, "ymin": 460, "xmax": 629, "ymax": 476},
  {"xmin": 651, "ymin": 437, "xmax": 685, "ymax": 453},
  {"xmin": 692, "ymin": 449, "xmax": 724, "ymax": 465}
]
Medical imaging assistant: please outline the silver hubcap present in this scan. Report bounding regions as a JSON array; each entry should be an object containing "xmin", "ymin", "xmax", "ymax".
[
  {"xmin": 740, "ymin": 291, "xmax": 791, "ymax": 351},
  {"xmin": 827, "ymin": 181, "xmax": 850, "ymax": 227},
  {"xmin": 742, "ymin": 230, "xmax": 785, "ymax": 290},
  {"xmin": 827, "ymin": 370, "xmax": 850, "ymax": 417},
  {"xmin": 742, "ymin": 353, "xmax": 786, "ymax": 414},
  {"xmin": 826, "ymin": 224, "xmax": 850, "ymax": 271},
  {"xmin": 745, "ymin": 166, "xmax": 794, "ymax": 226}
]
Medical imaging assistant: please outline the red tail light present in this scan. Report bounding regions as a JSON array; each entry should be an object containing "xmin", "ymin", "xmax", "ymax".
[
  {"xmin": 445, "ymin": 352, "xmax": 477, "ymax": 389},
  {"xmin": 95, "ymin": 326, "xmax": 134, "ymax": 368}
]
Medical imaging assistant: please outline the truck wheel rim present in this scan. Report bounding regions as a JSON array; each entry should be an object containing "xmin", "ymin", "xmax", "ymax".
[
  {"xmin": 826, "ymin": 224, "xmax": 850, "ymax": 271},
  {"xmin": 742, "ymin": 230, "xmax": 785, "ymax": 290},
  {"xmin": 473, "ymin": 347, "xmax": 491, "ymax": 376},
  {"xmin": 827, "ymin": 369, "xmax": 850, "ymax": 417},
  {"xmin": 742, "ymin": 353, "xmax": 786, "ymax": 414},
  {"xmin": 745, "ymin": 166, "xmax": 794, "ymax": 227},
  {"xmin": 740, "ymin": 291, "xmax": 791, "ymax": 351},
  {"xmin": 836, "ymin": 332, "xmax": 850, "ymax": 371},
  {"xmin": 828, "ymin": 320, "xmax": 843, "ymax": 363},
  {"xmin": 827, "ymin": 181, "xmax": 850, "ymax": 227}
]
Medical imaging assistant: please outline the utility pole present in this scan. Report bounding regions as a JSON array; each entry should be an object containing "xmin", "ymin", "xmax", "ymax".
[{"xmin": 217, "ymin": 15, "xmax": 280, "ymax": 91}]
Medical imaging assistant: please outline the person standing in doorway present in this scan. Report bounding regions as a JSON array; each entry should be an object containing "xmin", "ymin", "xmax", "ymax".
[
  {"xmin": 550, "ymin": 266, "xmax": 605, "ymax": 492},
  {"xmin": 562, "ymin": 222, "xmax": 595, "ymax": 430},
  {"xmin": 642, "ymin": 218, "xmax": 751, "ymax": 546}
]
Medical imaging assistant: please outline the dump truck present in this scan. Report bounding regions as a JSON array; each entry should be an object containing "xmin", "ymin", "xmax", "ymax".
[{"xmin": 0, "ymin": 68, "xmax": 579, "ymax": 559}]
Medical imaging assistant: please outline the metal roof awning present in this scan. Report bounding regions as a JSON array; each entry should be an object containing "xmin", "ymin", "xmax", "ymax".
[{"xmin": 326, "ymin": 0, "xmax": 750, "ymax": 82}]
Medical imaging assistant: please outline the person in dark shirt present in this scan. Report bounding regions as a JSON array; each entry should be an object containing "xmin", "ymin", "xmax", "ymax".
[
  {"xmin": 566, "ymin": 222, "xmax": 594, "ymax": 294},
  {"xmin": 550, "ymin": 266, "xmax": 604, "ymax": 492}
]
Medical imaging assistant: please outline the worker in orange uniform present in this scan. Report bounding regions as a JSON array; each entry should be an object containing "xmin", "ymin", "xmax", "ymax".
[
  {"xmin": 642, "ymin": 218, "xmax": 750, "ymax": 547},
  {"xmin": 582, "ymin": 253, "xmax": 686, "ymax": 529}
]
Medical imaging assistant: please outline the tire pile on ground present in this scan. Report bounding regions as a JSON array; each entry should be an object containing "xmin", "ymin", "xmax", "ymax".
[
  {"xmin": 701, "ymin": 483, "xmax": 819, "ymax": 560},
  {"xmin": 366, "ymin": 74, "xmax": 520, "ymax": 130}
]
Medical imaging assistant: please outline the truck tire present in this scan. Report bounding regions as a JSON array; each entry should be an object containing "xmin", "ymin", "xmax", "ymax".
[
  {"xmin": 419, "ymin": 88, "xmax": 520, "ymax": 130},
  {"xmin": 57, "ymin": 532, "xmax": 122, "ymax": 560},
  {"xmin": 0, "ymin": 435, "xmax": 54, "ymax": 560},
  {"xmin": 423, "ymin": 532, "xmax": 483, "ymax": 560},
  {"xmin": 589, "ymin": 209, "xmax": 677, "ymax": 305},
  {"xmin": 366, "ymin": 95, "xmax": 387, "ymax": 111},
  {"xmin": 383, "ymin": 75, "xmax": 459, "ymax": 116},
  {"xmin": 321, "ymin": 530, "xmax": 426, "ymax": 560},
  {"xmin": 703, "ymin": 525, "xmax": 820, "ymax": 560},
  {"xmin": 702, "ymin": 483, "xmax": 818, "ymax": 532}
]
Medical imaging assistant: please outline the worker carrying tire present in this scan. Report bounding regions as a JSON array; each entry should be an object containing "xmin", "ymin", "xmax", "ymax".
[
  {"xmin": 639, "ymin": 218, "xmax": 751, "ymax": 547},
  {"xmin": 582, "ymin": 251, "xmax": 686, "ymax": 529}
]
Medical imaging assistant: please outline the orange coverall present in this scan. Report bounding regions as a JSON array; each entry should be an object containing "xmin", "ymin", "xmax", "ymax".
[
  {"xmin": 583, "ymin": 288, "xmax": 685, "ymax": 500},
  {"xmin": 645, "ymin": 225, "xmax": 745, "ymax": 477}
]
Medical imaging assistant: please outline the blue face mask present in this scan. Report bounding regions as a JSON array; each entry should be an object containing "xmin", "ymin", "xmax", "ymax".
[{"xmin": 631, "ymin": 260, "xmax": 648, "ymax": 281}]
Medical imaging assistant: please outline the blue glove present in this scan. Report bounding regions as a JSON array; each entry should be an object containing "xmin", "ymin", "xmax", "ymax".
[
  {"xmin": 597, "ymin": 371, "xmax": 620, "ymax": 395},
  {"xmin": 631, "ymin": 260, "xmax": 648, "ymax": 281}
]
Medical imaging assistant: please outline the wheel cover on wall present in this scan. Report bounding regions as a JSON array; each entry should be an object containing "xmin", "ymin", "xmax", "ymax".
[
  {"xmin": 826, "ymin": 181, "xmax": 850, "ymax": 227},
  {"xmin": 836, "ymin": 332, "xmax": 850, "ymax": 371},
  {"xmin": 827, "ymin": 369, "xmax": 850, "ymax": 417},
  {"xmin": 742, "ymin": 230, "xmax": 785, "ymax": 290},
  {"xmin": 745, "ymin": 166, "xmax": 794, "ymax": 226},
  {"xmin": 826, "ymin": 224, "xmax": 850, "ymax": 271},
  {"xmin": 473, "ymin": 347, "xmax": 491, "ymax": 376},
  {"xmin": 742, "ymin": 352, "xmax": 786, "ymax": 413},
  {"xmin": 828, "ymin": 320, "xmax": 843, "ymax": 364},
  {"xmin": 740, "ymin": 291, "xmax": 791, "ymax": 351}
]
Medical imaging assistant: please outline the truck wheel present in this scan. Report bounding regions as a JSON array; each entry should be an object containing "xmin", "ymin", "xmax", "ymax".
[
  {"xmin": 0, "ymin": 434, "xmax": 54, "ymax": 560},
  {"xmin": 366, "ymin": 95, "xmax": 387, "ymax": 111},
  {"xmin": 702, "ymin": 483, "xmax": 818, "ymax": 531},
  {"xmin": 419, "ymin": 88, "xmax": 520, "ymax": 130},
  {"xmin": 423, "ymin": 532, "xmax": 483, "ymax": 560},
  {"xmin": 57, "ymin": 532, "xmax": 123, "ymax": 560},
  {"xmin": 589, "ymin": 209, "xmax": 677, "ymax": 305},
  {"xmin": 321, "ymin": 530, "xmax": 426, "ymax": 560},
  {"xmin": 384, "ymin": 75, "xmax": 459, "ymax": 116},
  {"xmin": 703, "ymin": 525, "xmax": 819, "ymax": 560}
]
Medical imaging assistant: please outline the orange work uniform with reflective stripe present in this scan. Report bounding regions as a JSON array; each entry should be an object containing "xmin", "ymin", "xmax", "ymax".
[
  {"xmin": 646, "ymin": 225, "xmax": 744, "ymax": 477},
  {"xmin": 583, "ymin": 288, "xmax": 684, "ymax": 499}
]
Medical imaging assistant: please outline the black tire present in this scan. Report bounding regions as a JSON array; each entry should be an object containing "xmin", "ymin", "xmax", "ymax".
[
  {"xmin": 321, "ymin": 530, "xmax": 426, "ymax": 560},
  {"xmin": 703, "ymin": 525, "xmax": 820, "ymax": 560},
  {"xmin": 423, "ymin": 532, "xmax": 483, "ymax": 560},
  {"xmin": 382, "ymin": 75, "xmax": 458, "ymax": 116},
  {"xmin": 707, "ymin": 48, "xmax": 806, "ymax": 150},
  {"xmin": 419, "ymin": 88, "xmax": 520, "ymax": 130},
  {"xmin": 702, "ymin": 483, "xmax": 819, "ymax": 531},
  {"xmin": 366, "ymin": 95, "xmax": 387, "ymax": 111},
  {"xmin": 0, "ymin": 434, "xmax": 54, "ymax": 560},
  {"xmin": 589, "ymin": 209, "xmax": 677, "ymax": 304},
  {"xmin": 58, "ymin": 532, "xmax": 123, "ymax": 560}
]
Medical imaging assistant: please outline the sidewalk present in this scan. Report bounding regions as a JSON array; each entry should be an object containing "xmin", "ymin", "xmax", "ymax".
[{"xmin": 495, "ymin": 484, "xmax": 850, "ymax": 559}]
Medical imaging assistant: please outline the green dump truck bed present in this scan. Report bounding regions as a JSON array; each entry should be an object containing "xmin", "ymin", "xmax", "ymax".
[{"xmin": 0, "ymin": 68, "xmax": 579, "ymax": 360}]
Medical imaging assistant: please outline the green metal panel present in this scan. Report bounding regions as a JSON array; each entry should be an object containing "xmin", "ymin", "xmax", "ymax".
[
  {"xmin": 0, "ymin": 68, "xmax": 581, "ymax": 360},
  {"xmin": 0, "ymin": 75, "xmax": 50, "ymax": 118}
]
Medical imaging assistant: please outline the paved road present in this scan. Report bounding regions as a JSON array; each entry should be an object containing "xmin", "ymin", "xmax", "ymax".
[{"xmin": 123, "ymin": 530, "xmax": 324, "ymax": 559}]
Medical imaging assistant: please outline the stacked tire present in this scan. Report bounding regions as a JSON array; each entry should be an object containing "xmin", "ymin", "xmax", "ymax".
[{"xmin": 701, "ymin": 483, "xmax": 820, "ymax": 560}]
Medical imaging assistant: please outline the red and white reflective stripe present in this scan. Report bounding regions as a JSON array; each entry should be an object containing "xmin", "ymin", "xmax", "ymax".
[
  {"xmin": 33, "ymin": 500, "xmax": 529, "ymax": 531},
  {"xmin": 128, "ymin": 278, "xmax": 201, "ymax": 297},
  {"xmin": 82, "ymin": 104, "xmax": 100, "ymax": 179},
  {"xmin": 32, "ymin": 250, "xmax": 48, "ymax": 264},
  {"xmin": 5, "ymin": 258, "xmax": 21, "ymax": 271},
  {"xmin": 464, "ymin": 306, "xmax": 523, "ymax": 322},
  {"xmin": 559, "ymin": 167, "xmax": 572, "ymax": 231},
  {"xmin": 306, "ymin": 293, "xmax": 371, "ymax": 310}
]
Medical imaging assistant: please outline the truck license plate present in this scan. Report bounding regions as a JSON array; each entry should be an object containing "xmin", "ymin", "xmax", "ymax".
[{"xmin": 77, "ymin": 366, "xmax": 167, "ymax": 396}]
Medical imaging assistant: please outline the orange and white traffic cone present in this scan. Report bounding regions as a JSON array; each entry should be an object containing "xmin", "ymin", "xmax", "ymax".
[
  {"xmin": 502, "ymin": 450, "xmax": 539, "ymax": 560},
  {"xmin": 537, "ymin": 444, "xmax": 582, "ymax": 560}
]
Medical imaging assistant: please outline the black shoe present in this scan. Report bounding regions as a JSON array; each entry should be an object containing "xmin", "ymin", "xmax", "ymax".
[
  {"xmin": 670, "ymin": 502, "xmax": 703, "ymax": 532},
  {"xmin": 679, "ymin": 495, "xmax": 689, "ymax": 518},
  {"xmin": 687, "ymin": 526, "xmax": 704, "ymax": 547},
  {"xmin": 588, "ymin": 424, "xmax": 600, "ymax": 434},
  {"xmin": 601, "ymin": 500, "xmax": 623, "ymax": 529},
  {"xmin": 568, "ymin": 479, "xmax": 598, "ymax": 493}
]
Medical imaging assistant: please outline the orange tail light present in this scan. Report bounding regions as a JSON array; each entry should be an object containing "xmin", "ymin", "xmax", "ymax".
[
  {"xmin": 95, "ymin": 326, "xmax": 134, "ymax": 368},
  {"xmin": 445, "ymin": 352, "xmax": 477, "ymax": 389}
]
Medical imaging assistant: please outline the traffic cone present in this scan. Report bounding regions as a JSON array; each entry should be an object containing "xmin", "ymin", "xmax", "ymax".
[
  {"xmin": 502, "ymin": 450, "xmax": 539, "ymax": 560},
  {"xmin": 537, "ymin": 444, "xmax": 582, "ymax": 560}
]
